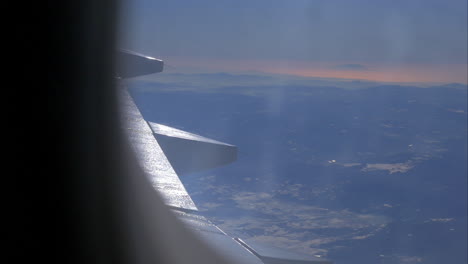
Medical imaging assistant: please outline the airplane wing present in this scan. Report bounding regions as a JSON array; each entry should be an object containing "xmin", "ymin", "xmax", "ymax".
[{"xmin": 117, "ymin": 50, "xmax": 333, "ymax": 264}]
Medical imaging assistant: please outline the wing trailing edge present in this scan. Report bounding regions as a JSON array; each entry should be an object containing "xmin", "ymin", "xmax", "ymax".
[{"xmin": 148, "ymin": 122, "xmax": 237, "ymax": 175}]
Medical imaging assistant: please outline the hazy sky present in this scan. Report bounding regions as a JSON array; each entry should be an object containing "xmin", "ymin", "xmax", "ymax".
[{"xmin": 120, "ymin": 0, "xmax": 467, "ymax": 83}]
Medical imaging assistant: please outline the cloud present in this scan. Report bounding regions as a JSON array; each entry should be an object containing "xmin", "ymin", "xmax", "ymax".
[
  {"xmin": 425, "ymin": 218, "xmax": 455, "ymax": 223},
  {"xmin": 362, "ymin": 161, "xmax": 414, "ymax": 174},
  {"xmin": 200, "ymin": 202, "xmax": 223, "ymax": 210},
  {"xmin": 341, "ymin": 162, "xmax": 362, "ymax": 167},
  {"xmin": 447, "ymin": 108, "xmax": 466, "ymax": 114},
  {"xmin": 396, "ymin": 255, "xmax": 424, "ymax": 263},
  {"xmin": 331, "ymin": 64, "xmax": 369, "ymax": 71}
]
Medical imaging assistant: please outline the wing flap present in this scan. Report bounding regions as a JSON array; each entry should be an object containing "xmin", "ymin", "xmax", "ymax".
[{"xmin": 148, "ymin": 122, "xmax": 237, "ymax": 175}]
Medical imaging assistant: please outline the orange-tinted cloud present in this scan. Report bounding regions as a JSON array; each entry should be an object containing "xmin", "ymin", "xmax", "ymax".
[{"xmin": 164, "ymin": 57, "xmax": 467, "ymax": 84}]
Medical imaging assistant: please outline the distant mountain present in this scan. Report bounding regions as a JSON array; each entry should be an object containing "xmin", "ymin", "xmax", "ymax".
[{"xmin": 430, "ymin": 83, "xmax": 468, "ymax": 90}]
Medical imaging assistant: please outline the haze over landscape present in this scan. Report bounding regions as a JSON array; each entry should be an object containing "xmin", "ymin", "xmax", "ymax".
[
  {"xmin": 126, "ymin": 72, "xmax": 466, "ymax": 264},
  {"xmin": 120, "ymin": 0, "xmax": 467, "ymax": 263}
]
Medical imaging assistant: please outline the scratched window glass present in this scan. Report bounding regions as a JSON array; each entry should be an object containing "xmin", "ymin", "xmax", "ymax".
[{"xmin": 118, "ymin": 1, "xmax": 467, "ymax": 263}]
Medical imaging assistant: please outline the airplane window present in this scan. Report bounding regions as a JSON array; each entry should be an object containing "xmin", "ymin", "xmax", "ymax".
[{"xmin": 118, "ymin": 0, "xmax": 467, "ymax": 263}]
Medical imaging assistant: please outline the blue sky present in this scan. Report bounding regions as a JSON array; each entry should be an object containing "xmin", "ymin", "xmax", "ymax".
[{"xmin": 119, "ymin": 0, "xmax": 467, "ymax": 83}]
